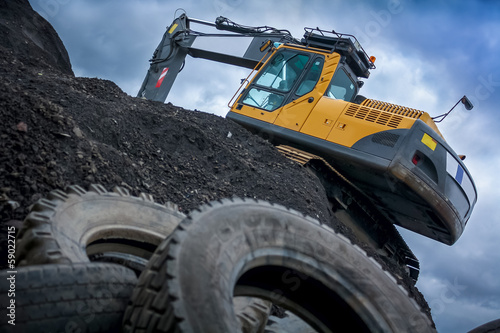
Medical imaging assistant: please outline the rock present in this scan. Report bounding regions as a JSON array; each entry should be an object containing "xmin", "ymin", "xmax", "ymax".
[
  {"xmin": 16, "ymin": 121, "xmax": 27, "ymax": 132},
  {"xmin": 6, "ymin": 200, "xmax": 20, "ymax": 210},
  {"xmin": 73, "ymin": 126, "xmax": 83, "ymax": 138}
]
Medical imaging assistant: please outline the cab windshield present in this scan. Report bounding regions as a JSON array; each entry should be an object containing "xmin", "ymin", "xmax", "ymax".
[{"xmin": 242, "ymin": 50, "xmax": 310, "ymax": 111}]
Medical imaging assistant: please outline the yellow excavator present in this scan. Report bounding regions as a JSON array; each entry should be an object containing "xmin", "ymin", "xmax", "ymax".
[{"xmin": 139, "ymin": 13, "xmax": 477, "ymax": 281}]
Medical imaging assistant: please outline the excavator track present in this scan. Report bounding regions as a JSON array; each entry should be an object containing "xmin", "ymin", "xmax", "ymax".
[{"xmin": 277, "ymin": 145, "xmax": 420, "ymax": 283}]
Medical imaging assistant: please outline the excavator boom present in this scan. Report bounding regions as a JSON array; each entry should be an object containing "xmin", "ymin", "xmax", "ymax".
[{"xmin": 137, "ymin": 14, "xmax": 296, "ymax": 102}]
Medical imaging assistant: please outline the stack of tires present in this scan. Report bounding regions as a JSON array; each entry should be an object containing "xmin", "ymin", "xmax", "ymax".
[{"xmin": 1, "ymin": 185, "xmax": 435, "ymax": 332}]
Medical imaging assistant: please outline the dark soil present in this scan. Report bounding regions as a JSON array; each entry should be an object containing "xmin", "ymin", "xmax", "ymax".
[{"xmin": 0, "ymin": 0, "xmax": 433, "ymax": 325}]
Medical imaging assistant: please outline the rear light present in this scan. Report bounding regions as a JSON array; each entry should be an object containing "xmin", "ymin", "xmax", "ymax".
[{"xmin": 412, "ymin": 154, "xmax": 421, "ymax": 165}]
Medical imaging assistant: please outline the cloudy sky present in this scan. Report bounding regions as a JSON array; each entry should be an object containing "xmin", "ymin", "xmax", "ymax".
[{"xmin": 28, "ymin": 0, "xmax": 500, "ymax": 332}]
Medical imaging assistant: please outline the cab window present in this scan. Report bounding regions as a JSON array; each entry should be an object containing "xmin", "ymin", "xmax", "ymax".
[
  {"xmin": 296, "ymin": 58, "xmax": 324, "ymax": 96},
  {"xmin": 326, "ymin": 68, "xmax": 356, "ymax": 102},
  {"xmin": 255, "ymin": 50, "xmax": 309, "ymax": 91},
  {"xmin": 242, "ymin": 89, "xmax": 285, "ymax": 111},
  {"xmin": 242, "ymin": 50, "xmax": 309, "ymax": 111}
]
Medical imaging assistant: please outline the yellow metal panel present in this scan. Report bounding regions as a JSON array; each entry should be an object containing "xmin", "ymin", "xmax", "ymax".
[
  {"xmin": 360, "ymin": 98, "xmax": 444, "ymax": 140},
  {"xmin": 232, "ymin": 104, "xmax": 281, "ymax": 123},
  {"xmin": 274, "ymin": 94, "xmax": 317, "ymax": 130},
  {"xmin": 327, "ymin": 102, "xmax": 417, "ymax": 147},
  {"xmin": 321, "ymin": 53, "xmax": 340, "ymax": 81},
  {"xmin": 419, "ymin": 112, "xmax": 445, "ymax": 140},
  {"xmin": 301, "ymin": 97, "xmax": 348, "ymax": 139},
  {"xmin": 361, "ymin": 99, "xmax": 424, "ymax": 118}
]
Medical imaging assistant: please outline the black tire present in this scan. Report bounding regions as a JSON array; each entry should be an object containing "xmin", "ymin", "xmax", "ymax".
[
  {"xmin": 467, "ymin": 318, "xmax": 500, "ymax": 333},
  {"xmin": 15, "ymin": 185, "xmax": 270, "ymax": 332},
  {"xmin": 264, "ymin": 311, "xmax": 316, "ymax": 333},
  {"xmin": 0, "ymin": 262, "xmax": 137, "ymax": 333},
  {"xmin": 125, "ymin": 198, "xmax": 436, "ymax": 333},
  {"xmin": 122, "ymin": 234, "xmax": 271, "ymax": 333},
  {"xmin": 234, "ymin": 296, "xmax": 272, "ymax": 333},
  {"xmin": 15, "ymin": 184, "xmax": 186, "ymax": 272}
]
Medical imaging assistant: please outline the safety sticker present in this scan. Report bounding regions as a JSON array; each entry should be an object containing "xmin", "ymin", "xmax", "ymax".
[
  {"xmin": 421, "ymin": 133, "xmax": 437, "ymax": 151},
  {"xmin": 446, "ymin": 152, "xmax": 476, "ymax": 204},
  {"xmin": 168, "ymin": 23, "xmax": 178, "ymax": 34},
  {"xmin": 155, "ymin": 67, "xmax": 169, "ymax": 88}
]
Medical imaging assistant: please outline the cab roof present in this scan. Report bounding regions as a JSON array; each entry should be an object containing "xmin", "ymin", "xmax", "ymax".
[{"xmin": 300, "ymin": 28, "xmax": 375, "ymax": 78}]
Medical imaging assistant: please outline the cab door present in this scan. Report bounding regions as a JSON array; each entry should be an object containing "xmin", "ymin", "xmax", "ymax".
[
  {"xmin": 273, "ymin": 56, "xmax": 326, "ymax": 131},
  {"xmin": 301, "ymin": 66, "xmax": 358, "ymax": 140}
]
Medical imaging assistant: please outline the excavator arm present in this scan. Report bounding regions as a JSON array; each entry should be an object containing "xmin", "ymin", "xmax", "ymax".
[{"xmin": 137, "ymin": 14, "xmax": 297, "ymax": 102}]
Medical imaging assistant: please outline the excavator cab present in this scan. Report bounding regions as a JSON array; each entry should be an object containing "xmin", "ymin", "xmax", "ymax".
[{"xmin": 138, "ymin": 14, "xmax": 477, "ymax": 247}]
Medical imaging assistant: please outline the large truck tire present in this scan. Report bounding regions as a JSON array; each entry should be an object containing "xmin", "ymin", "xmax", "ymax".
[
  {"xmin": 122, "ymin": 229, "xmax": 272, "ymax": 333},
  {"xmin": 234, "ymin": 296, "xmax": 272, "ymax": 333},
  {"xmin": 14, "ymin": 185, "xmax": 270, "ymax": 332},
  {"xmin": 15, "ymin": 184, "xmax": 186, "ymax": 271},
  {"xmin": 264, "ymin": 311, "xmax": 316, "ymax": 333},
  {"xmin": 124, "ymin": 198, "xmax": 436, "ymax": 333},
  {"xmin": 0, "ymin": 263, "xmax": 137, "ymax": 333},
  {"xmin": 467, "ymin": 318, "xmax": 500, "ymax": 333}
]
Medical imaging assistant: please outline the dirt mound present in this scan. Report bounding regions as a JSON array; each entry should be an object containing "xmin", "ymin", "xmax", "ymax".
[
  {"xmin": 0, "ymin": 0, "xmax": 72, "ymax": 75},
  {"xmin": 0, "ymin": 0, "xmax": 335, "ymax": 259},
  {"xmin": 0, "ymin": 0, "xmax": 432, "ymax": 324}
]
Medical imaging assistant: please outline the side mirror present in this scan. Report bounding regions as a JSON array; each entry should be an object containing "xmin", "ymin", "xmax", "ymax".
[
  {"xmin": 433, "ymin": 95, "xmax": 474, "ymax": 123},
  {"xmin": 461, "ymin": 96, "xmax": 474, "ymax": 110}
]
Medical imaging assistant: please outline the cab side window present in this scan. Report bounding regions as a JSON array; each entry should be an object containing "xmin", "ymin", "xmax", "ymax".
[
  {"xmin": 296, "ymin": 58, "xmax": 324, "ymax": 96},
  {"xmin": 242, "ymin": 89, "xmax": 285, "ymax": 111},
  {"xmin": 326, "ymin": 68, "xmax": 356, "ymax": 102}
]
